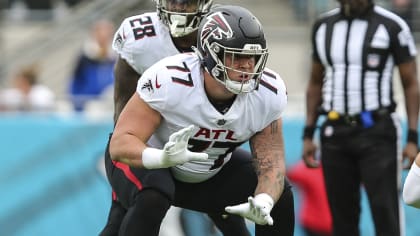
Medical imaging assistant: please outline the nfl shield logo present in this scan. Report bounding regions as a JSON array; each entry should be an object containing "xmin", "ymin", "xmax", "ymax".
[
  {"xmin": 367, "ymin": 54, "xmax": 380, "ymax": 68},
  {"xmin": 217, "ymin": 119, "xmax": 226, "ymax": 126}
]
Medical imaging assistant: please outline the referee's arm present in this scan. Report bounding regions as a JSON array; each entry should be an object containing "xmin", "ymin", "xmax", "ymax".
[
  {"xmin": 305, "ymin": 60, "xmax": 324, "ymax": 127},
  {"xmin": 399, "ymin": 58, "xmax": 419, "ymax": 168}
]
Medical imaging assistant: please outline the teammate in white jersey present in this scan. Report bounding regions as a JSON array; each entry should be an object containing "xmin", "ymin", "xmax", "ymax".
[
  {"xmin": 403, "ymin": 152, "xmax": 420, "ymax": 209},
  {"xmin": 100, "ymin": 0, "xmax": 220, "ymax": 235},
  {"xmin": 109, "ymin": 5, "xmax": 295, "ymax": 235},
  {"xmin": 111, "ymin": 0, "xmax": 213, "ymax": 123}
]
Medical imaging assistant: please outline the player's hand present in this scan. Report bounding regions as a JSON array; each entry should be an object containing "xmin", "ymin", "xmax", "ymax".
[
  {"xmin": 142, "ymin": 125, "xmax": 208, "ymax": 169},
  {"xmin": 162, "ymin": 125, "xmax": 208, "ymax": 166},
  {"xmin": 225, "ymin": 193, "xmax": 274, "ymax": 226}
]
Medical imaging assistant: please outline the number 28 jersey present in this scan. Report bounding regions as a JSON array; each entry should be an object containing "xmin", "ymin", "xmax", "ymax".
[
  {"xmin": 137, "ymin": 53, "xmax": 288, "ymax": 183},
  {"xmin": 112, "ymin": 12, "xmax": 181, "ymax": 75}
]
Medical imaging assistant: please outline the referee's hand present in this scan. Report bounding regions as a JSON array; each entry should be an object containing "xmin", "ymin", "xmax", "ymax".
[
  {"xmin": 302, "ymin": 139, "xmax": 320, "ymax": 168},
  {"xmin": 402, "ymin": 142, "xmax": 418, "ymax": 169}
]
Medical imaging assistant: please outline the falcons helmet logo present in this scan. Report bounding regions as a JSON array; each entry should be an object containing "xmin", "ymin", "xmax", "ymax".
[{"xmin": 200, "ymin": 12, "xmax": 233, "ymax": 45}]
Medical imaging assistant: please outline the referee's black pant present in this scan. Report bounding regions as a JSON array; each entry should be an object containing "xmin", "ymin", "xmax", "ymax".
[{"xmin": 320, "ymin": 113, "xmax": 403, "ymax": 236}]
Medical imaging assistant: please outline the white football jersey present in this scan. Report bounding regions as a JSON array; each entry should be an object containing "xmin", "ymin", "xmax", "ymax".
[
  {"xmin": 112, "ymin": 12, "xmax": 181, "ymax": 75},
  {"xmin": 137, "ymin": 53, "xmax": 288, "ymax": 183}
]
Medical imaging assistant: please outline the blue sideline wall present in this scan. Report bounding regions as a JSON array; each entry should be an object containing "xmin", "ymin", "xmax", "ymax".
[{"xmin": 0, "ymin": 114, "xmax": 419, "ymax": 236}]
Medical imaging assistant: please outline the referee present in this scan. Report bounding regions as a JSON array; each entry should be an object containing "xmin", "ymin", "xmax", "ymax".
[{"xmin": 301, "ymin": 0, "xmax": 419, "ymax": 236}]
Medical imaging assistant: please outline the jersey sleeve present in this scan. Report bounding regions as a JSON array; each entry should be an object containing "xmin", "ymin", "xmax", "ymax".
[
  {"xmin": 135, "ymin": 61, "xmax": 169, "ymax": 112},
  {"xmin": 113, "ymin": 14, "xmax": 161, "ymax": 74},
  {"xmin": 276, "ymin": 74, "xmax": 288, "ymax": 116},
  {"xmin": 113, "ymin": 17, "xmax": 139, "ymax": 71},
  {"xmin": 136, "ymin": 54, "xmax": 200, "ymax": 113},
  {"xmin": 390, "ymin": 16, "xmax": 417, "ymax": 64},
  {"xmin": 403, "ymin": 161, "xmax": 420, "ymax": 208},
  {"xmin": 264, "ymin": 68, "xmax": 288, "ymax": 121},
  {"xmin": 311, "ymin": 19, "xmax": 324, "ymax": 63}
]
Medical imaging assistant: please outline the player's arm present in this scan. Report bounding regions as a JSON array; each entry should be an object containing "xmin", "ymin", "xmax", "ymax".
[
  {"xmin": 110, "ymin": 91, "xmax": 208, "ymax": 169},
  {"xmin": 110, "ymin": 92, "xmax": 160, "ymax": 167},
  {"xmin": 250, "ymin": 118, "xmax": 286, "ymax": 202},
  {"xmin": 113, "ymin": 56, "xmax": 141, "ymax": 123},
  {"xmin": 225, "ymin": 118, "xmax": 285, "ymax": 225}
]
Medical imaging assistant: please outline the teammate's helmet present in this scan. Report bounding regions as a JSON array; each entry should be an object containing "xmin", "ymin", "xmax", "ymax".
[
  {"xmin": 195, "ymin": 5, "xmax": 269, "ymax": 94},
  {"xmin": 155, "ymin": 0, "xmax": 213, "ymax": 37}
]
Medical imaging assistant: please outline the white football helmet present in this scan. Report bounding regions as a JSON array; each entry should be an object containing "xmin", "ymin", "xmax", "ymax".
[{"xmin": 154, "ymin": 0, "xmax": 213, "ymax": 37}]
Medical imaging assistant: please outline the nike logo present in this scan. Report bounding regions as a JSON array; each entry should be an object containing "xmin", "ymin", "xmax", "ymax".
[{"xmin": 155, "ymin": 75, "xmax": 162, "ymax": 89}]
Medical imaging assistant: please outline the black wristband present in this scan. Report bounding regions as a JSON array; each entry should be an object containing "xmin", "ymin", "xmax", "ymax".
[
  {"xmin": 407, "ymin": 129, "xmax": 418, "ymax": 145},
  {"xmin": 302, "ymin": 126, "xmax": 316, "ymax": 140}
]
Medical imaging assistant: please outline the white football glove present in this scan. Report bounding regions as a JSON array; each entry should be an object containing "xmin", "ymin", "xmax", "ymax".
[
  {"xmin": 142, "ymin": 125, "xmax": 208, "ymax": 169},
  {"xmin": 225, "ymin": 193, "xmax": 274, "ymax": 226}
]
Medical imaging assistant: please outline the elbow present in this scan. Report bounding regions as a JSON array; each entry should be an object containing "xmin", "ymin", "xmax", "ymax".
[
  {"xmin": 109, "ymin": 147, "xmax": 119, "ymax": 162},
  {"xmin": 109, "ymin": 151, "xmax": 120, "ymax": 162},
  {"xmin": 109, "ymin": 148, "xmax": 125, "ymax": 162},
  {"xmin": 109, "ymin": 136, "xmax": 122, "ymax": 162}
]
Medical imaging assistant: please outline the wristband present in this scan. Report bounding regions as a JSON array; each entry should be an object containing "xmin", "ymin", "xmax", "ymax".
[
  {"xmin": 407, "ymin": 129, "xmax": 418, "ymax": 145},
  {"xmin": 254, "ymin": 193, "xmax": 274, "ymax": 208},
  {"xmin": 142, "ymin": 147, "xmax": 164, "ymax": 169},
  {"xmin": 302, "ymin": 126, "xmax": 316, "ymax": 140}
]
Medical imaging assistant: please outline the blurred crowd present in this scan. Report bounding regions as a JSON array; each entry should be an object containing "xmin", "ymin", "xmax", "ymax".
[
  {"xmin": 0, "ymin": 0, "xmax": 86, "ymax": 21},
  {"xmin": 1, "ymin": 0, "xmax": 85, "ymax": 10},
  {"xmin": 0, "ymin": 17, "xmax": 116, "ymax": 114},
  {"xmin": 68, "ymin": 19, "xmax": 116, "ymax": 112},
  {"xmin": 0, "ymin": 63, "xmax": 55, "ymax": 112}
]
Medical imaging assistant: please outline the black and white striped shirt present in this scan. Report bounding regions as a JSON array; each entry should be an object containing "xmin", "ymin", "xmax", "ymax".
[{"xmin": 312, "ymin": 5, "xmax": 417, "ymax": 115}]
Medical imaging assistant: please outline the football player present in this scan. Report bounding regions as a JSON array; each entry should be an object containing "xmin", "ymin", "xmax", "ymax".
[
  {"xmin": 109, "ymin": 5, "xmax": 295, "ymax": 235},
  {"xmin": 403, "ymin": 152, "xmax": 420, "ymax": 209},
  {"xmin": 111, "ymin": 0, "xmax": 213, "ymax": 123},
  {"xmin": 100, "ymin": 1, "xmax": 253, "ymax": 235}
]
